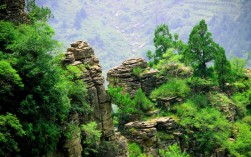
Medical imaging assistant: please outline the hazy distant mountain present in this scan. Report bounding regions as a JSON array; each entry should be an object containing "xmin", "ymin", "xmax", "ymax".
[{"xmin": 37, "ymin": 0, "xmax": 251, "ymax": 71}]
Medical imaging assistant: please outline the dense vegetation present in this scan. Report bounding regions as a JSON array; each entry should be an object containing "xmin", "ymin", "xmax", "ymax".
[
  {"xmin": 109, "ymin": 19, "xmax": 251, "ymax": 157},
  {"xmin": 0, "ymin": 2, "xmax": 92, "ymax": 156},
  {"xmin": 1, "ymin": 1, "xmax": 251, "ymax": 157}
]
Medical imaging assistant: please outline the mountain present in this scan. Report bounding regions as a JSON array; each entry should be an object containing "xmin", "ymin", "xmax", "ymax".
[{"xmin": 37, "ymin": 0, "xmax": 251, "ymax": 71}]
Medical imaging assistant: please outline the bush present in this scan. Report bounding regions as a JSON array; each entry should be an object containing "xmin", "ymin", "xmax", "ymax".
[
  {"xmin": 0, "ymin": 113, "xmax": 25, "ymax": 156},
  {"xmin": 151, "ymin": 79, "xmax": 190, "ymax": 99},
  {"xmin": 132, "ymin": 66, "xmax": 143, "ymax": 77},
  {"xmin": 190, "ymin": 94, "xmax": 209, "ymax": 108},
  {"xmin": 178, "ymin": 106, "xmax": 231, "ymax": 155},
  {"xmin": 134, "ymin": 88, "xmax": 154, "ymax": 111},
  {"xmin": 159, "ymin": 144, "xmax": 189, "ymax": 157},
  {"xmin": 227, "ymin": 122, "xmax": 251, "ymax": 157},
  {"xmin": 81, "ymin": 122, "xmax": 102, "ymax": 156},
  {"xmin": 128, "ymin": 143, "xmax": 146, "ymax": 157},
  {"xmin": 232, "ymin": 92, "xmax": 250, "ymax": 118}
]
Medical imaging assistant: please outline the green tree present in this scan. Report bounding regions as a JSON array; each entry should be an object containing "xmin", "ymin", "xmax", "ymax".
[
  {"xmin": 177, "ymin": 105, "xmax": 231, "ymax": 155},
  {"xmin": 214, "ymin": 47, "xmax": 232, "ymax": 90},
  {"xmin": 0, "ymin": 0, "xmax": 90, "ymax": 156},
  {"xmin": 185, "ymin": 19, "xmax": 219, "ymax": 78},
  {"xmin": 147, "ymin": 24, "xmax": 174, "ymax": 65},
  {"xmin": 0, "ymin": 113, "xmax": 25, "ymax": 156}
]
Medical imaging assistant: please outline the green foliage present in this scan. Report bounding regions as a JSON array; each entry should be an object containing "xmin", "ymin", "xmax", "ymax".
[
  {"xmin": 128, "ymin": 142, "xmax": 146, "ymax": 157},
  {"xmin": 151, "ymin": 79, "xmax": 190, "ymax": 99},
  {"xmin": 190, "ymin": 94, "xmax": 209, "ymax": 108},
  {"xmin": 26, "ymin": 0, "xmax": 52, "ymax": 22},
  {"xmin": 230, "ymin": 57, "xmax": 247, "ymax": 79},
  {"xmin": 134, "ymin": 88, "xmax": 154, "ymax": 111},
  {"xmin": 232, "ymin": 92, "xmax": 250, "ymax": 118},
  {"xmin": 108, "ymin": 87, "xmax": 154, "ymax": 129},
  {"xmin": 0, "ymin": 113, "xmax": 25, "ymax": 156},
  {"xmin": 26, "ymin": 121, "xmax": 61, "ymax": 155},
  {"xmin": 157, "ymin": 131, "xmax": 175, "ymax": 141},
  {"xmin": 227, "ymin": 122, "xmax": 251, "ymax": 157},
  {"xmin": 0, "ymin": 60, "xmax": 23, "ymax": 96},
  {"xmin": 147, "ymin": 24, "xmax": 184, "ymax": 66},
  {"xmin": 132, "ymin": 66, "xmax": 143, "ymax": 77},
  {"xmin": 64, "ymin": 65, "xmax": 91, "ymax": 114},
  {"xmin": 0, "ymin": 21, "xmax": 16, "ymax": 51},
  {"xmin": 0, "ymin": 7, "xmax": 87, "ymax": 155},
  {"xmin": 153, "ymin": 48, "xmax": 190, "ymax": 78},
  {"xmin": 9, "ymin": 22, "xmax": 58, "ymax": 55},
  {"xmin": 187, "ymin": 77, "xmax": 216, "ymax": 92},
  {"xmin": 177, "ymin": 105, "xmax": 231, "ymax": 155},
  {"xmin": 243, "ymin": 116, "xmax": 251, "ymax": 125},
  {"xmin": 185, "ymin": 19, "xmax": 219, "ymax": 78},
  {"xmin": 159, "ymin": 144, "xmax": 189, "ymax": 157},
  {"xmin": 81, "ymin": 122, "xmax": 102, "ymax": 156},
  {"xmin": 108, "ymin": 87, "xmax": 137, "ymax": 115},
  {"xmin": 214, "ymin": 47, "xmax": 232, "ymax": 90}
]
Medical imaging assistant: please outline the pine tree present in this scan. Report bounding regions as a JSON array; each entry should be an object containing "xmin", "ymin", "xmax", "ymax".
[
  {"xmin": 214, "ymin": 47, "xmax": 231, "ymax": 90},
  {"xmin": 185, "ymin": 19, "xmax": 219, "ymax": 78}
]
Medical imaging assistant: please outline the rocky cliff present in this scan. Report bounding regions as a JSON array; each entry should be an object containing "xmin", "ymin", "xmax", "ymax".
[
  {"xmin": 64, "ymin": 41, "xmax": 114, "ymax": 138},
  {"xmin": 0, "ymin": 0, "xmax": 28, "ymax": 24},
  {"xmin": 62, "ymin": 41, "xmax": 128, "ymax": 157}
]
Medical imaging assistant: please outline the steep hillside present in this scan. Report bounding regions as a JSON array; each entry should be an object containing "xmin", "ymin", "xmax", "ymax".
[{"xmin": 37, "ymin": 0, "xmax": 251, "ymax": 71}]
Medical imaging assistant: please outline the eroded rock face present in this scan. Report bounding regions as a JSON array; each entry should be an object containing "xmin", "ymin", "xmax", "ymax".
[
  {"xmin": 124, "ymin": 117, "xmax": 180, "ymax": 156},
  {"xmin": 0, "ymin": 0, "xmax": 29, "ymax": 24},
  {"xmin": 63, "ymin": 40, "xmax": 114, "ymax": 138},
  {"xmin": 61, "ymin": 41, "xmax": 119, "ymax": 157},
  {"xmin": 107, "ymin": 58, "xmax": 165, "ymax": 97}
]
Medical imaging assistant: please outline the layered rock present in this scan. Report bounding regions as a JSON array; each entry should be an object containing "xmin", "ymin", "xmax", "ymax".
[
  {"xmin": 107, "ymin": 58, "xmax": 165, "ymax": 97},
  {"xmin": 63, "ymin": 40, "xmax": 114, "ymax": 138},
  {"xmin": 61, "ymin": 41, "xmax": 119, "ymax": 157},
  {"xmin": 124, "ymin": 117, "xmax": 180, "ymax": 156},
  {"xmin": 0, "ymin": 0, "xmax": 29, "ymax": 24}
]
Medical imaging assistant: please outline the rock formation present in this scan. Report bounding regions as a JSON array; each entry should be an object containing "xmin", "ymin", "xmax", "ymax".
[
  {"xmin": 124, "ymin": 117, "xmax": 181, "ymax": 156},
  {"xmin": 64, "ymin": 40, "xmax": 114, "ymax": 138},
  {"xmin": 107, "ymin": 58, "xmax": 165, "ymax": 97},
  {"xmin": 62, "ymin": 41, "xmax": 128, "ymax": 157},
  {"xmin": 0, "ymin": 0, "xmax": 29, "ymax": 24}
]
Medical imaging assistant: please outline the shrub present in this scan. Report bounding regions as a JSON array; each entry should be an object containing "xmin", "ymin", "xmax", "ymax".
[
  {"xmin": 178, "ymin": 107, "xmax": 231, "ymax": 155},
  {"xmin": 132, "ymin": 66, "xmax": 143, "ymax": 77},
  {"xmin": 190, "ymin": 94, "xmax": 209, "ymax": 108},
  {"xmin": 151, "ymin": 79, "xmax": 190, "ymax": 99},
  {"xmin": 134, "ymin": 88, "xmax": 154, "ymax": 111},
  {"xmin": 227, "ymin": 122, "xmax": 251, "ymax": 157},
  {"xmin": 159, "ymin": 144, "xmax": 189, "ymax": 157},
  {"xmin": 128, "ymin": 143, "xmax": 146, "ymax": 157},
  {"xmin": 81, "ymin": 122, "xmax": 102, "ymax": 156}
]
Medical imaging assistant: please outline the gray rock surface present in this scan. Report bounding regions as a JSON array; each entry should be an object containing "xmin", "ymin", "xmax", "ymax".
[{"xmin": 107, "ymin": 58, "xmax": 165, "ymax": 97}]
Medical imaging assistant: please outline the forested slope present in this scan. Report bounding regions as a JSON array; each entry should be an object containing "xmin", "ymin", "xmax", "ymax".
[{"xmin": 37, "ymin": 0, "xmax": 251, "ymax": 71}]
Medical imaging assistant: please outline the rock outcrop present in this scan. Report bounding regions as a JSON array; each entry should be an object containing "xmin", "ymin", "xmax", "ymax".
[
  {"xmin": 63, "ymin": 40, "xmax": 114, "ymax": 138},
  {"xmin": 124, "ymin": 117, "xmax": 180, "ymax": 156},
  {"xmin": 0, "ymin": 0, "xmax": 29, "ymax": 24},
  {"xmin": 62, "ymin": 41, "xmax": 127, "ymax": 157},
  {"xmin": 107, "ymin": 58, "xmax": 165, "ymax": 97}
]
